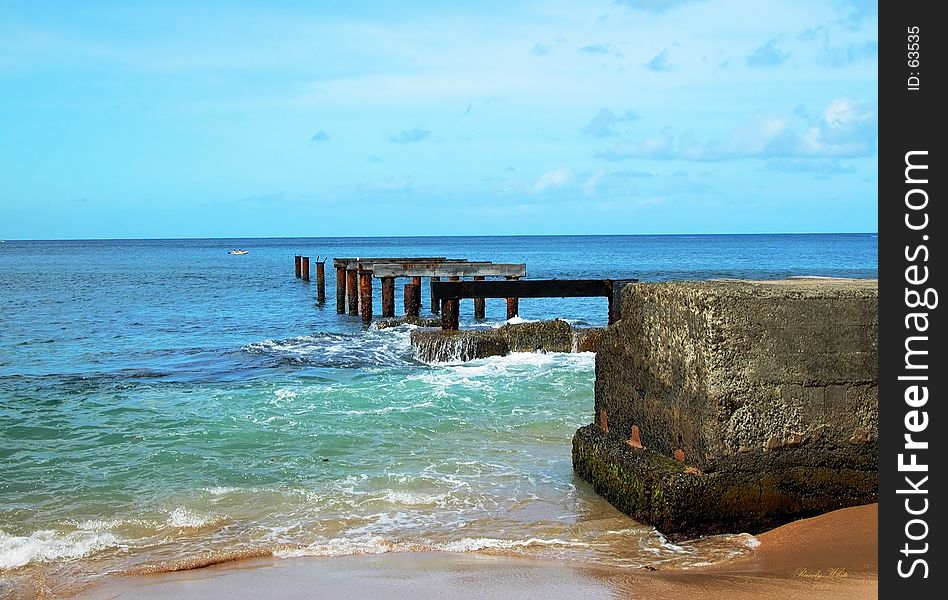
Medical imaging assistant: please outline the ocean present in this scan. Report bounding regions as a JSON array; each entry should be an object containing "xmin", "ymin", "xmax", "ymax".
[{"xmin": 0, "ymin": 234, "xmax": 877, "ymax": 596}]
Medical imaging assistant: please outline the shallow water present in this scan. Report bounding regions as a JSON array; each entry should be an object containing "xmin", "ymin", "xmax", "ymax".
[{"xmin": 0, "ymin": 235, "xmax": 876, "ymax": 596}]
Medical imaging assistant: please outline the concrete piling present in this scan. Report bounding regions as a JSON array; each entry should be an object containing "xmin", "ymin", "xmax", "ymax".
[
  {"xmin": 404, "ymin": 283, "xmax": 421, "ymax": 317},
  {"xmin": 430, "ymin": 276, "xmax": 441, "ymax": 314},
  {"xmin": 316, "ymin": 260, "xmax": 326, "ymax": 303},
  {"xmin": 505, "ymin": 276, "xmax": 519, "ymax": 320},
  {"xmin": 441, "ymin": 298, "xmax": 460, "ymax": 331},
  {"xmin": 358, "ymin": 271, "xmax": 373, "ymax": 324},
  {"xmin": 300, "ymin": 256, "xmax": 310, "ymax": 281},
  {"xmin": 336, "ymin": 266, "xmax": 346, "ymax": 314},
  {"xmin": 411, "ymin": 277, "xmax": 422, "ymax": 315},
  {"xmin": 473, "ymin": 276, "xmax": 486, "ymax": 320},
  {"xmin": 294, "ymin": 255, "xmax": 302, "ymax": 278},
  {"xmin": 381, "ymin": 277, "xmax": 396, "ymax": 317},
  {"xmin": 347, "ymin": 269, "xmax": 359, "ymax": 315}
]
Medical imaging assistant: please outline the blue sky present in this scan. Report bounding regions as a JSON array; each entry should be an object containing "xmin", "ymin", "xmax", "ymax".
[{"xmin": 1, "ymin": 0, "xmax": 877, "ymax": 239}]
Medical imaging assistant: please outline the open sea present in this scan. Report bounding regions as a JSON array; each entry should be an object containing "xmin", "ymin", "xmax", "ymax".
[{"xmin": 0, "ymin": 234, "xmax": 877, "ymax": 597}]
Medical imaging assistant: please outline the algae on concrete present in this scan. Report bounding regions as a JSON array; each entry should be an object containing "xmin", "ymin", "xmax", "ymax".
[{"xmin": 574, "ymin": 278, "xmax": 878, "ymax": 538}]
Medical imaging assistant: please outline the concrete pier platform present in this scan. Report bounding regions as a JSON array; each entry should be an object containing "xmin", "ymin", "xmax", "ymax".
[{"xmin": 573, "ymin": 278, "xmax": 878, "ymax": 539}]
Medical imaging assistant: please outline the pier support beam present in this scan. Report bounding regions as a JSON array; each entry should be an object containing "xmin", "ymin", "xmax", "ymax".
[
  {"xmin": 359, "ymin": 271, "xmax": 373, "ymax": 325},
  {"xmin": 404, "ymin": 283, "xmax": 420, "ymax": 317},
  {"xmin": 336, "ymin": 267, "xmax": 346, "ymax": 314},
  {"xmin": 473, "ymin": 276, "xmax": 486, "ymax": 320},
  {"xmin": 316, "ymin": 261, "xmax": 326, "ymax": 304},
  {"xmin": 294, "ymin": 255, "xmax": 301, "ymax": 278},
  {"xmin": 505, "ymin": 276, "xmax": 520, "ymax": 320},
  {"xmin": 430, "ymin": 276, "xmax": 441, "ymax": 314},
  {"xmin": 346, "ymin": 270, "xmax": 359, "ymax": 315},
  {"xmin": 300, "ymin": 256, "xmax": 310, "ymax": 281},
  {"xmin": 441, "ymin": 298, "xmax": 460, "ymax": 331},
  {"xmin": 411, "ymin": 277, "xmax": 422, "ymax": 315},
  {"xmin": 381, "ymin": 277, "xmax": 395, "ymax": 317}
]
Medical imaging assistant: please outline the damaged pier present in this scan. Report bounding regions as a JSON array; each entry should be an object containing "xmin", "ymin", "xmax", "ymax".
[
  {"xmin": 572, "ymin": 278, "xmax": 879, "ymax": 539},
  {"xmin": 330, "ymin": 257, "xmax": 527, "ymax": 325}
]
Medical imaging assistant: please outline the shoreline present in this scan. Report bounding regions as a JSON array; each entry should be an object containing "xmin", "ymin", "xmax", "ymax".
[{"xmin": 74, "ymin": 504, "xmax": 877, "ymax": 599}]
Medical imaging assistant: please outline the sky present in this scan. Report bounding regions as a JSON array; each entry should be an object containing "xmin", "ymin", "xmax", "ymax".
[{"xmin": 0, "ymin": 0, "xmax": 878, "ymax": 239}]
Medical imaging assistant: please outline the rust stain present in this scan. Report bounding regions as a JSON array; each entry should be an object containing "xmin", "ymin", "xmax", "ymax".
[{"xmin": 627, "ymin": 424, "xmax": 644, "ymax": 449}]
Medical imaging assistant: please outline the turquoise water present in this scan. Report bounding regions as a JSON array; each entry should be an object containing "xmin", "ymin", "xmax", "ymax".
[{"xmin": 0, "ymin": 235, "xmax": 876, "ymax": 596}]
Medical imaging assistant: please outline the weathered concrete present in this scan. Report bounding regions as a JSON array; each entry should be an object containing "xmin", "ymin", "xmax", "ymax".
[
  {"xmin": 572, "ymin": 327, "xmax": 606, "ymax": 353},
  {"xmin": 500, "ymin": 320, "xmax": 573, "ymax": 353},
  {"xmin": 409, "ymin": 321, "xmax": 608, "ymax": 362},
  {"xmin": 573, "ymin": 278, "xmax": 878, "ymax": 539},
  {"xmin": 411, "ymin": 329, "xmax": 510, "ymax": 363}
]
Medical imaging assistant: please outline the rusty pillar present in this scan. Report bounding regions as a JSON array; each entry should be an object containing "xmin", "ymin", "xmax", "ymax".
[
  {"xmin": 404, "ymin": 283, "xmax": 420, "ymax": 317},
  {"xmin": 381, "ymin": 277, "xmax": 395, "ymax": 317},
  {"xmin": 359, "ymin": 271, "xmax": 373, "ymax": 325},
  {"xmin": 505, "ymin": 275, "xmax": 520, "ymax": 320},
  {"xmin": 294, "ymin": 255, "xmax": 301, "ymax": 278},
  {"xmin": 300, "ymin": 256, "xmax": 310, "ymax": 281},
  {"xmin": 430, "ymin": 276, "xmax": 441, "ymax": 314},
  {"xmin": 411, "ymin": 277, "xmax": 422, "ymax": 314},
  {"xmin": 315, "ymin": 262, "xmax": 326, "ymax": 303},
  {"xmin": 448, "ymin": 275, "xmax": 461, "ymax": 317},
  {"xmin": 441, "ymin": 299, "xmax": 460, "ymax": 331},
  {"xmin": 335, "ymin": 266, "xmax": 346, "ymax": 314},
  {"xmin": 346, "ymin": 270, "xmax": 359, "ymax": 315},
  {"xmin": 473, "ymin": 276, "xmax": 486, "ymax": 320}
]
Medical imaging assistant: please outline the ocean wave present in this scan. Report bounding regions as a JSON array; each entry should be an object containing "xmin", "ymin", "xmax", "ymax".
[
  {"xmin": 167, "ymin": 507, "xmax": 218, "ymax": 529},
  {"xmin": 274, "ymin": 534, "xmax": 592, "ymax": 560},
  {"xmin": 0, "ymin": 528, "xmax": 123, "ymax": 570},
  {"xmin": 439, "ymin": 536, "xmax": 591, "ymax": 552},
  {"xmin": 241, "ymin": 330, "xmax": 415, "ymax": 369}
]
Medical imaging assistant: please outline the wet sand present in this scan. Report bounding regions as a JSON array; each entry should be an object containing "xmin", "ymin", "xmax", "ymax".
[{"xmin": 76, "ymin": 504, "xmax": 877, "ymax": 599}]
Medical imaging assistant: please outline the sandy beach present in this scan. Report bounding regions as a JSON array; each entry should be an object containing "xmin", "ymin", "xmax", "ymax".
[{"xmin": 76, "ymin": 504, "xmax": 877, "ymax": 599}]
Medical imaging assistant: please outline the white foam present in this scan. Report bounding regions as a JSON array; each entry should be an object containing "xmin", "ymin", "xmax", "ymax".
[
  {"xmin": 381, "ymin": 491, "xmax": 449, "ymax": 506},
  {"xmin": 344, "ymin": 401, "xmax": 434, "ymax": 416},
  {"xmin": 440, "ymin": 537, "xmax": 590, "ymax": 552},
  {"xmin": 276, "ymin": 535, "xmax": 395, "ymax": 558},
  {"xmin": 274, "ymin": 388, "xmax": 298, "ymax": 401},
  {"xmin": 0, "ymin": 529, "xmax": 122, "ymax": 569},
  {"xmin": 738, "ymin": 533, "xmax": 761, "ymax": 549},
  {"xmin": 653, "ymin": 531, "xmax": 687, "ymax": 553},
  {"xmin": 275, "ymin": 534, "xmax": 591, "ymax": 560},
  {"xmin": 167, "ymin": 507, "xmax": 215, "ymax": 528}
]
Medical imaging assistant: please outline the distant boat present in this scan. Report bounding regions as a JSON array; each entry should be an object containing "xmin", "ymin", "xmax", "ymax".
[{"xmin": 228, "ymin": 249, "xmax": 249, "ymax": 255}]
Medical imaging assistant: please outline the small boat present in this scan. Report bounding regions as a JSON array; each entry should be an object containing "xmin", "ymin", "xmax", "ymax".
[{"xmin": 228, "ymin": 249, "xmax": 249, "ymax": 255}]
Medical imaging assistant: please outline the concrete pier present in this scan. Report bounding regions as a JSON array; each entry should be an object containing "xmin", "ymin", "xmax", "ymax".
[
  {"xmin": 430, "ymin": 276, "xmax": 441, "ymax": 314},
  {"xmin": 505, "ymin": 276, "xmax": 519, "ymax": 320},
  {"xmin": 404, "ymin": 283, "xmax": 420, "ymax": 317},
  {"xmin": 381, "ymin": 277, "xmax": 396, "ymax": 317},
  {"xmin": 358, "ymin": 270, "xmax": 373, "ymax": 324},
  {"xmin": 441, "ymin": 298, "xmax": 459, "ymax": 331},
  {"xmin": 473, "ymin": 276, "xmax": 486, "ymax": 320},
  {"xmin": 315, "ymin": 260, "xmax": 326, "ymax": 304},
  {"xmin": 300, "ymin": 256, "xmax": 310, "ymax": 281},
  {"xmin": 410, "ymin": 321, "xmax": 606, "ymax": 362},
  {"xmin": 346, "ymin": 270, "xmax": 359, "ymax": 315},
  {"xmin": 572, "ymin": 279, "xmax": 879, "ymax": 539},
  {"xmin": 335, "ymin": 267, "xmax": 346, "ymax": 313}
]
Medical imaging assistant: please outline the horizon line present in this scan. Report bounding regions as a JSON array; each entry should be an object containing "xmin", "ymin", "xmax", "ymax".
[{"xmin": 1, "ymin": 231, "xmax": 879, "ymax": 242}]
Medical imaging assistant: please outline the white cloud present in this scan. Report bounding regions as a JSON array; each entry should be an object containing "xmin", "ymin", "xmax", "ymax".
[
  {"xmin": 597, "ymin": 98, "xmax": 875, "ymax": 161},
  {"xmin": 534, "ymin": 168, "xmax": 572, "ymax": 192},
  {"xmin": 596, "ymin": 129, "xmax": 676, "ymax": 160}
]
